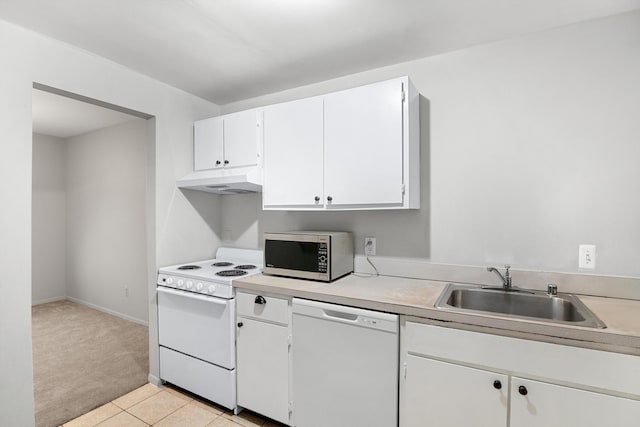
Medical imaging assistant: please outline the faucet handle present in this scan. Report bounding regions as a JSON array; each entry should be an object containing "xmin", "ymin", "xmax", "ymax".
[{"xmin": 504, "ymin": 264, "xmax": 512, "ymax": 288}]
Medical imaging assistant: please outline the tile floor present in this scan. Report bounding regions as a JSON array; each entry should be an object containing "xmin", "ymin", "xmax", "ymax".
[{"xmin": 62, "ymin": 383, "xmax": 285, "ymax": 427}]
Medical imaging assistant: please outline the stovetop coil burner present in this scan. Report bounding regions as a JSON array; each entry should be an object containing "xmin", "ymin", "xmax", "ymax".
[
  {"xmin": 216, "ymin": 270, "xmax": 248, "ymax": 277},
  {"xmin": 235, "ymin": 264, "xmax": 256, "ymax": 270},
  {"xmin": 177, "ymin": 265, "xmax": 202, "ymax": 270},
  {"xmin": 212, "ymin": 262, "xmax": 234, "ymax": 267}
]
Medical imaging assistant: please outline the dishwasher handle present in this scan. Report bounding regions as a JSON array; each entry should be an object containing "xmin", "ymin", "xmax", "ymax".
[
  {"xmin": 322, "ymin": 309, "xmax": 358, "ymax": 322},
  {"xmin": 292, "ymin": 298, "xmax": 398, "ymax": 333}
]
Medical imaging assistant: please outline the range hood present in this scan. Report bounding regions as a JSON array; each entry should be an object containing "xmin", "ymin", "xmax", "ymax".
[{"xmin": 177, "ymin": 167, "xmax": 262, "ymax": 195}]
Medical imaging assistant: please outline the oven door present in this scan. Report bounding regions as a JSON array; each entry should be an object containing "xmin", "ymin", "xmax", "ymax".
[{"xmin": 157, "ymin": 286, "xmax": 235, "ymax": 369}]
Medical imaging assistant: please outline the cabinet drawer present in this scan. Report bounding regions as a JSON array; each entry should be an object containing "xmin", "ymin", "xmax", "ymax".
[
  {"xmin": 404, "ymin": 321, "xmax": 640, "ymax": 397},
  {"xmin": 236, "ymin": 291, "xmax": 289, "ymax": 325}
]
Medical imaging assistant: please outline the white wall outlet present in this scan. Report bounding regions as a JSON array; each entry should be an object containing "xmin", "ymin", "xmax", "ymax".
[
  {"xmin": 579, "ymin": 244, "xmax": 596, "ymax": 269},
  {"xmin": 364, "ymin": 237, "xmax": 376, "ymax": 256}
]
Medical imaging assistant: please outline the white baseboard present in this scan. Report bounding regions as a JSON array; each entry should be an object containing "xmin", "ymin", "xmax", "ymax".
[
  {"xmin": 148, "ymin": 374, "xmax": 162, "ymax": 387},
  {"xmin": 66, "ymin": 296, "xmax": 149, "ymax": 326},
  {"xmin": 32, "ymin": 296, "xmax": 66, "ymax": 306}
]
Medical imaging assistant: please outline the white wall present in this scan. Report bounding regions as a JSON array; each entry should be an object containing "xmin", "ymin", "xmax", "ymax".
[
  {"xmin": 0, "ymin": 18, "xmax": 220, "ymax": 425},
  {"xmin": 31, "ymin": 133, "xmax": 67, "ymax": 304},
  {"xmin": 65, "ymin": 119, "xmax": 149, "ymax": 323},
  {"xmin": 221, "ymin": 11, "xmax": 640, "ymax": 278}
]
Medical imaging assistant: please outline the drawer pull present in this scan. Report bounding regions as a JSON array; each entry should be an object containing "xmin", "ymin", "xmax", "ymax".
[
  {"xmin": 493, "ymin": 380, "xmax": 502, "ymax": 390},
  {"xmin": 237, "ymin": 322, "xmax": 243, "ymax": 328},
  {"xmin": 254, "ymin": 295, "xmax": 266, "ymax": 305},
  {"xmin": 518, "ymin": 385, "xmax": 528, "ymax": 396}
]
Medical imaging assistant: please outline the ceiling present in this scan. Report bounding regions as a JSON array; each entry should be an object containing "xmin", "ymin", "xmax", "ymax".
[
  {"xmin": 4, "ymin": 0, "xmax": 640, "ymax": 105},
  {"xmin": 32, "ymin": 88, "xmax": 139, "ymax": 138}
]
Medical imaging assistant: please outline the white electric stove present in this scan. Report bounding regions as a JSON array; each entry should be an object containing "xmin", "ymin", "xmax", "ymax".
[
  {"xmin": 157, "ymin": 247, "xmax": 263, "ymax": 297},
  {"xmin": 157, "ymin": 247, "xmax": 263, "ymax": 410}
]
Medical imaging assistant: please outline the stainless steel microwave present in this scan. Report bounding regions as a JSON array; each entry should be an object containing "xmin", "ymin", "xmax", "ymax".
[{"xmin": 263, "ymin": 231, "xmax": 354, "ymax": 282}]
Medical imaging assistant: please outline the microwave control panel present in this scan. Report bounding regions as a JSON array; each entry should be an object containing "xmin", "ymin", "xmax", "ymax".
[{"xmin": 318, "ymin": 241, "xmax": 328, "ymax": 273}]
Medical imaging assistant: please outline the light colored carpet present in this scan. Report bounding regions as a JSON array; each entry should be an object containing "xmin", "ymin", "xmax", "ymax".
[{"xmin": 32, "ymin": 300, "xmax": 149, "ymax": 427}]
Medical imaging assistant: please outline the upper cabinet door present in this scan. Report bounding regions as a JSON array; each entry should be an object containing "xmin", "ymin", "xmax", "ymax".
[
  {"xmin": 194, "ymin": 117, "xmax": 224, "ymax": 170},
  {"xmin": 262, "ymin": 96, "xmax": 324, "ymax": 209},
  {"xmin": 324, "ymin": 78, "xmax": 405, "ymax": 208},
  {"xmin": 223, "ymin": 109, "xmax": 260, "ymax": 168}
]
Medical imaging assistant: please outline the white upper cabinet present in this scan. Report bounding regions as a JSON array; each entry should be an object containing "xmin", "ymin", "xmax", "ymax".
[
  {"xmin": 194, "ymin": 116, "xmax": 223, "ymax": 170},
  {"xmin": 262, "ymin": 96, "xmax": 324, "ymax": 209},
  {"xmin": 262, "ymin": 76, "xmax": 420, "ymax": 210},
  {"xmin": 324, "ymin": 78, "xmax": 405, "ymax": 208},
  {"xmin": 194, "ymin": 109, "xmax": 260, "ymax": 171},
  {"xmin": 224, "ymin": 110, "xmax": 261, "ymax": 168}
]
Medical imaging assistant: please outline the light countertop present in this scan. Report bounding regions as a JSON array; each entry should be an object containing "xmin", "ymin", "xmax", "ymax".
[{"xmin": 234, "ymin": 273, "xmax": 640, "ymax": 356}]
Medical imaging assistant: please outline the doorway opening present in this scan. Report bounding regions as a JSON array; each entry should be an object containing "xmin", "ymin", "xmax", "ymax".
[{"xmin": 31, "ymin": 84, "xmax": 154, "ymax": 426}]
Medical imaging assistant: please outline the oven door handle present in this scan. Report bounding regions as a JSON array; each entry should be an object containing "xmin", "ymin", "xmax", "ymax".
[{"xmin": 157, "ymin": 286, "xmax": 229, "ymax": 305}]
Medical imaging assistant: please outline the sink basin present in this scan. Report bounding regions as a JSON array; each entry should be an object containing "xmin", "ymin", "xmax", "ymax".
[{"xmin": 435, "ymin": 284, "xmax": 606, "ymax": 329}]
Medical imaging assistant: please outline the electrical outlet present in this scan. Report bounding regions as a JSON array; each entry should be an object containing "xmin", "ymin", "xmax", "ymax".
[
  {"xmin": 364, "ymin": 237, "xmax": 376, "ymax": 256},
  {"xmin": 579, "ymin": 244, "xmax": 596, "ymax": 269}
]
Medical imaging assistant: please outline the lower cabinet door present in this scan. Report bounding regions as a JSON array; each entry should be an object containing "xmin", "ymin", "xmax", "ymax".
[
  {"xmin": 236, "ymin": 317, "xmax": 289, "ymax": 425},
  {"xmin": 511, "ymin": 377, "xmax": 640, "ymax": 427},
  {"xmin": 401, "ymin": 355, "xmax": 508, "ymax": 427}
]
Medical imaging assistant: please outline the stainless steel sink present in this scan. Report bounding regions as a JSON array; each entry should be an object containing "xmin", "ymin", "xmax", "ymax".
[{"xmin": 435, "ymin": 284, "xmax": 606, "ymax": 328}]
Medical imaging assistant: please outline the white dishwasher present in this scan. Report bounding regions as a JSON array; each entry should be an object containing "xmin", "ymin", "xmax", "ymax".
[{"xmin": 292, "ymin": 298, "xmax": 399, "ymax": 427}]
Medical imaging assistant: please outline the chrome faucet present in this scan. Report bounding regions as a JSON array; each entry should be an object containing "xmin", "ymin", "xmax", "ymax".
[{"xmin": 487, "ymin": 264, "xmax": 512, "ymax": 290}]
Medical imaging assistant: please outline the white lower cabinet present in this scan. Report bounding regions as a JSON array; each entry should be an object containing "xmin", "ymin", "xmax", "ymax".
[
  {"xmin": 236, "ymin": 291, "xmax": 291, "ymax": 425},
  {"xmin": 402, "ymin": 355, "xmax": 507, "ymax": 427},
  {"xmin": 400, "ymin": 320, "xmax": 640, "ymax": 427},
  {"xmin": 511, "ymin": 377, "xmax": 640, "ymax": 427}
]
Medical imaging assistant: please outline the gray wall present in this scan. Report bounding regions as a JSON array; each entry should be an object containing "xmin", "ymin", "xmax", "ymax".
[
  {"xmin": 32, "ymin": 121, "xmax": 151, "ymax": 324},
  {"xmin": 65, "ymin": 119, "xmax": 149, "ymax": 323},
  {"xmin": 221, "ymin": 10, "xmax": 640, "ymax": 278},
  {"xmin": 0, "ymin": 18, "xmax": 219, "ymax": 425},
  {"xmin": 32, "ymin": 133, "xmax": 67, "ymax": 304}
]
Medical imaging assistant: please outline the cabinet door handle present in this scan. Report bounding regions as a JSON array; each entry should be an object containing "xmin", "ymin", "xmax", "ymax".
[
  {"xmin": 224, "ymin": 160, "xmax": 229, "ymax": 165},
  {"xmin": 493, "ymin": 380, "xmax": 502, "ymax": 390},
  {"xmin": 327, "ymin": 196, "xmax": 333, "ymax": 202},
  {"xmin": 518, "ymin": 385, "xmax": 528, "ymax": 396},
  {"xmin": 254, "ymin": 295, "xmax": 266, "ymax": 305},
  {"xmin": 314, "ymin": 196, "xmax": 320, "ymax": 202},
  {"xmin": 237, "ymin": 322, "xmax": 243, "ymax": 328},
  {"xmin": 215, "ymin": 160, "xmax": 221, "ymax": 165}
]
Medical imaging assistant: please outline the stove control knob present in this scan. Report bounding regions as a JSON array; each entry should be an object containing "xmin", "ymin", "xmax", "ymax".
[
  {"xmin": 196, "ymin": 282, "xmax": 203, "ymax": 291},
  {"xmin": 165, "ymin": 277, "xmax": 174, "ymax": 285},
  {"xmin": 185, "ymin": 281, "xmax": 193, "ymax": 289},
  {"xmin": 177, "ymin": 279, "xmax": 184, "ymax": 288},
  {"xmin": 208, "ymin": 285, "xmax": 216, "ymax": 294}
]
